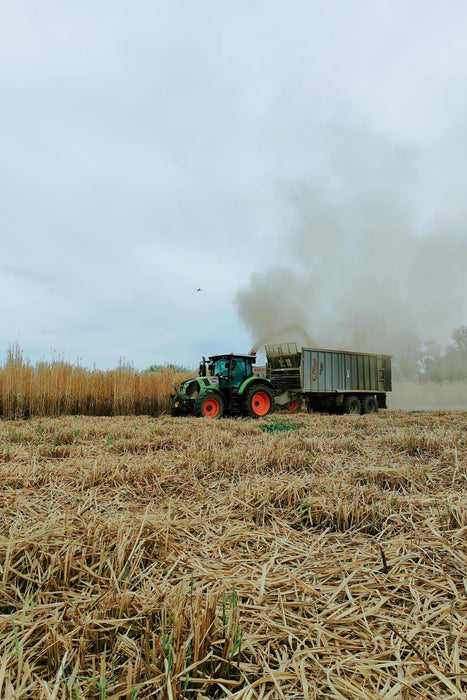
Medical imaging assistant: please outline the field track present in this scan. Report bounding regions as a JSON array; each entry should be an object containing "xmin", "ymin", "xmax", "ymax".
[{"xmin": 0, "ymin": 410, "xmax": 466, "ymax": 699}]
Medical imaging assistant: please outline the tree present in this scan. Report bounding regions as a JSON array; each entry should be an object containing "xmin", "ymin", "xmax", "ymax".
[
  {"xmin": 421, "ymin": 339, "xmax": 442, "ymax": 382},
  {"xmin": 393, "ymin": 335, "xmax": 423, "ymax": 380},
  {"xmin": 440, "ymin": 325, "xmax": 467, "ymax": 381},
  {"xmin": 452, "ymin": 325, "xmax": 467, "ymax": 354},
  {"xmin": 145, "ymin": 362, "xmax": 192, "ymax": 374}
]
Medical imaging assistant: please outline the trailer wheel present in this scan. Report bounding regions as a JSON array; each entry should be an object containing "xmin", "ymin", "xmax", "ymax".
[
  {"xmin": 344, "ymin": 396, "xmax": 361, "ymax": 414},
  {"xmin": 244, "ymin": 386, "xmax": 275, "ymax": 418},
  {"xmin": 362, "ymin": 396, "xmax": 378, "ymax": 414},
  {"xmin": 195, "ymin": 393, "xmax": 224, "ymax": 418},
  {"xmin": 288, "ymin": 398, "xmax": 302, "ymax": 412}
]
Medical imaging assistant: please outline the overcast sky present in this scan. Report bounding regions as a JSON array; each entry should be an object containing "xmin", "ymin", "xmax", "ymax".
[{"xmin": 1, "ymin": 1, "xmax": 466, "ymax": 369}]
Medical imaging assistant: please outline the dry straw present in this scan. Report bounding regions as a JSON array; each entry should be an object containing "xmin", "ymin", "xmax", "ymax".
[{"xmin": 0, "ymin": 410, "xmax": 466, "ymax": 698}]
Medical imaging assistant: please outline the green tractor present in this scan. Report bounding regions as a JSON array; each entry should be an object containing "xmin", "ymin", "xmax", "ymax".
[{"xmin": 170, "ymin": 353, "xmax": 275, "ymax": 418}]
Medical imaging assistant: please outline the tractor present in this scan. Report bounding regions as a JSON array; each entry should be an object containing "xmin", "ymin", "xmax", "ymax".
[{"xmin": 170, "ymin": 353, "xmax": 275, "ymax": 418}]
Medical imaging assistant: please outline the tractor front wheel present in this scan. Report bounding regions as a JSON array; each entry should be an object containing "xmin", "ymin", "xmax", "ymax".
[
  {"xmin": 244, "ymin": 386, "xmax": 275, "ymax": 418},
  {"xmin": 195, "ymin": 393, "xmax": 224, "ymax": 418}
]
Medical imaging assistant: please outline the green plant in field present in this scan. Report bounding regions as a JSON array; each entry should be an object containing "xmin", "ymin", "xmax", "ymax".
[
  {"xmin": 53, "ymin": 430, "xmax": 62, "ymax": 450},
  {"xmin": 7, "ymin": 428, "xmax": 22, "ymax": 442},
  {"xmin": 98, "ymin": 550, "xmax": 110, "ymax": 576},
  {"xmin": 218, "ymin": 585, "xmax": 244, "ymax": 679},
  {"xmin": 306, "ymin": 452, "xmax": 318, "ymax": 468},
  {"xmin": 435, "ymin": 499, "xmax": 451, "ymax": 528},
  {"xmin": 10, "ymin": 617, "xmax": 19, "ymax": 654},
  {"xmin": 371, "ymin": 502, "xmax": 378, "ymax": 533},
  {"xmin": 95, "ymin": 664, "xmax": 107, "ymax": 700},
  {"xmin": 105, "ymin": 429, "xmax": 114, "ymax": 449},
  {"xmin": 261, "ymin": 420, "xmax": 300, "ymax": 434},
  {"xmin": 221, "ymin": 589, "xmax": 228, "ymax": 631},
  {"xmin": 301, "ymin": 498, "xmax": 314, "ymax": 526},
  {"xmin": 335, "ymin": 509, "xmax": 340, "ymax": 531},
  {"xmin": 118, "ymin": 564, "xmax": 130, "ymax": 582}
]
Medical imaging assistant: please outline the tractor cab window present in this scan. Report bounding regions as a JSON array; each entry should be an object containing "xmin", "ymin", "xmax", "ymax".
[
  {"xmin": 230, "ymin": 358, "xmax": 251, "ymax": 387},
  {"xmin": 210, "ymin": 357, "xmax": 253, "ymax": 386},
  {"xmin": 211, "ymin": 359, "xmax": 228, "ymax": 377}
]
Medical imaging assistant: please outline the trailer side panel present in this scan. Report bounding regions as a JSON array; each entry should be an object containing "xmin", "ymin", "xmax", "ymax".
[{"xmin": 301, "ymin": 347, "xmax": 391, "ymax": 394}]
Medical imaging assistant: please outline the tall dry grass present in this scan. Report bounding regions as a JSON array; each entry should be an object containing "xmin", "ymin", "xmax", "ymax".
[{"xmin": 0, "ymin": 344, "xmax": 192, "ymax": 419}]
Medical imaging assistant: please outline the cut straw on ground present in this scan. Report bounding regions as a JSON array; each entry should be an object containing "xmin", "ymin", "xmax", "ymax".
[{"xmin": 0, "ymin": 410, "xmax": 465, "ymax": 698}]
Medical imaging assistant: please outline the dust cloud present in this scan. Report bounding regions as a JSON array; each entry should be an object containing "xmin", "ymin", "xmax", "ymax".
[
  {"xmin": 235, "ymin": 126, "xmax": 467, "ymax": 363},
  {"xmin": 249, "ymin": 324, "xmax": 315, "ymax": 354},
  {"xmin": 390, "ymin": 382, "xmax": 467, "ymax": 410}
]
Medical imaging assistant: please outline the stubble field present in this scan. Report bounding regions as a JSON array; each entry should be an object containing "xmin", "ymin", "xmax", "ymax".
[{"xmin": 0, "ymin": 410, "xmax": 466, "ymax": 699}]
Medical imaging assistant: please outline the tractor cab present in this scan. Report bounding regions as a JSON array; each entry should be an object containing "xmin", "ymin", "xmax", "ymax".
[{"xmin": 204, "ymin": 354, "xmax": 256, "ymax": 389}]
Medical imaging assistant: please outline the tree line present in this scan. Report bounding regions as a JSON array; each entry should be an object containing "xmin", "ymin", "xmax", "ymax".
[{"xmin": 394, "ymin": 325, "xmax": 467, "ymax": 382}]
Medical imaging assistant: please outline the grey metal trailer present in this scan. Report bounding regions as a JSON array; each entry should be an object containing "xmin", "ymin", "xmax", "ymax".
[{"xmin": 266, "ymin": 343, "xmax": 392, "ymax": 414}]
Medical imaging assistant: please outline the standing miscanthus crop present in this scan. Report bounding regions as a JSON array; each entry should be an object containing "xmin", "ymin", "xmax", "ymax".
[{"xmin": 0, "ymin": 344, "xmax": 192, "ymax": 419}]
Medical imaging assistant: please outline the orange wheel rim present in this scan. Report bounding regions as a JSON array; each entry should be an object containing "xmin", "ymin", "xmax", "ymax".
[
  {"xmin": 203, "ymin": 398, "xmax": 220, "ymax": 417},
  {"xmin": 251, "ymin": 391, "xmax": 270, "ymax": 416},
  {"xmin": 288, "ymin": 401, "xmax": 299, "ymax": 411}
]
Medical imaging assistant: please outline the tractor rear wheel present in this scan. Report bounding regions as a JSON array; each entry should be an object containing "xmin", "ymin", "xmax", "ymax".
[
  {"xmin": 244, "ymin": 386, "xmax": 275, "ymax": 418},
  {"xmin": 194, "ymin": 393, "xmax": 224, "ymax": 418}
]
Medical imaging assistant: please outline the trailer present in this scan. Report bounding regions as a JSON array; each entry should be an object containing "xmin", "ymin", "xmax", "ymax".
[{"xmin": 266, "ymin": 343, "xmax": 392, "ymax": 414}]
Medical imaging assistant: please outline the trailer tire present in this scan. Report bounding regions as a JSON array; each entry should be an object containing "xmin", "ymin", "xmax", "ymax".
[
  {"xmin": 362, "ymin": 396, "xmax": 378, "ymax": 414},
  {"xmin": 194, "ymin": 393, "xmax": 224, "ymax": 418},
  {"xmin": 288, "ymin": 398, "xmax": 302, "ymax": 412},
  {"xmin": 306, "ymin": 399, "xmax": 322, "ymax": 413},
  {"xmin": 344, "ymin": 396, "xmax": 361, "ymax": 414},
  {"xmin": 244, "ymin": 386, "xmax": 275, "ymax": 418}
]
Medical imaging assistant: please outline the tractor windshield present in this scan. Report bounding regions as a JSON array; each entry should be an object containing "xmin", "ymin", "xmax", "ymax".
[
  {"xmin": 230, "ymin": 358, "xmax": 250, "ymax": 386},
  {"xmin": 211, "ymin": 359, "xmax": 228, "ymax": 377},
  {"xmin": 209, "ymin": 357, "xmax": 252, "ymax": 386}
]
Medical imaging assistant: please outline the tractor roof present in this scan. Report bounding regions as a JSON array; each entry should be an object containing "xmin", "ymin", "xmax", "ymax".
[{"xmin": 208, "ymin": 353, "xmax": 257, "ymax": 363}]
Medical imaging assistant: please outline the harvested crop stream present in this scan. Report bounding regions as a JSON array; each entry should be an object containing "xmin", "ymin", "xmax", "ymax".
[{"xmin": 0, "ymin": 410, "xmax": 466, "ymax": 698}]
